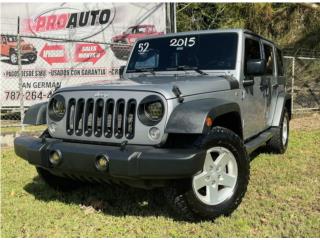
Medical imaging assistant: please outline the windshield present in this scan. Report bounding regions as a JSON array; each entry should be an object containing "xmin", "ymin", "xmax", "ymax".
[
  {"xmin": 127, "ymin": 33, "xmax": 238, "ymax": 73},
  {"xmin": 124, "ymin": 27, "xmax": 134, "ymax": 34},
  {"xmin": 6, "ymin": 36, "xmax": 18, "ymax": 42}
]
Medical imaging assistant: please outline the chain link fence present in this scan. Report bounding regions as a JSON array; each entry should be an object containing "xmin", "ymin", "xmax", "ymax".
[
  {"xmin": 1, "ymin": 32, "xmax": 132, "ymax": 130},
  {"xmin": 283, "ymin": 55, "xmax": 320, "ymax": 113}
]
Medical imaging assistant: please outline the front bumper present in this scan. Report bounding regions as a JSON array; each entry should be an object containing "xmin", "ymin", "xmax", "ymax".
[
  {"xmin": 14, "ymin": 136, "xmax": 205, "ymax": 180},
  {"xmin": 21, "ymin": 51, "xmax": 37, "ymax": 58}
]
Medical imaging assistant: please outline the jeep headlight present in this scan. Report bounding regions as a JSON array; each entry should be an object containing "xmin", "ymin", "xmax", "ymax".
[
  {"xmin": 48, "ymin": 94, "xmax": 66, "ymax": 121},
  {"xmin": 138, "ymin": 95, "xmax": 164, "ymax": 126}
]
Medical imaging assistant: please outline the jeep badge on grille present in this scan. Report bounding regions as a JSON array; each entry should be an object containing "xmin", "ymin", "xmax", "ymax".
[{"xmin": 94, "ymin": 92, "xmax": 108, "ymax": 98}]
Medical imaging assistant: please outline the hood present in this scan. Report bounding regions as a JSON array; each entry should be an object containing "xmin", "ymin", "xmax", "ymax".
[
  {"xmin": 112, "ymin": 34, "xmax": 128, "ymax": 42},
  {"xmin": 56, "ymin": 75, "xmax": 238, "ymax": 100},
  {"xmin": 6, "ymin": 42, "xmax": 18, "ymax": 48},
  {"xmin": 6, "ymin": 41, "xmax": 32, "ymax": 48}
]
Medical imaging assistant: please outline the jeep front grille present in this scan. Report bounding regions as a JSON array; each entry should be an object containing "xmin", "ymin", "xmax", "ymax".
[{"xmin": 66, "ymin": 98, "xmax": 137, "ymax": 140}]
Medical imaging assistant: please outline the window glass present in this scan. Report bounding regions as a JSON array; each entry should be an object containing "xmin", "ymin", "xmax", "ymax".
[
  {"xmin": 137, "ymin": 27, "xmax": 147, "ymax": 33},
  {"xmin": 276, "ymin": 48, "xmax": 284, "ymax": 76},
  {"xmin": 264, "ymin": 44, "xmax": 274, "ymax": 75},
  {"xmin": 134, "ymin": 51, "xmax": 159, "ymax": 69},
  {"xmin": 244, "ymin": 38, "xmax": 261, "ymax": 75}
]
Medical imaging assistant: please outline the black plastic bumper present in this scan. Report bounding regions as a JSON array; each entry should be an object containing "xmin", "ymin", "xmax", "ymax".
[
  {"xmin": 14, "ymin": 136, "xmax": 206, "ymax": 180},
  {"xmin": 21, "ymin": 52, "xmax": 37, "ymax": 58}
]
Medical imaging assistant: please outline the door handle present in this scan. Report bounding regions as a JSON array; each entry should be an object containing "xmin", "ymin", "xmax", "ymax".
[{"xmin": 243, "ymin": 79, "xmax": 254, "ymax": 87}]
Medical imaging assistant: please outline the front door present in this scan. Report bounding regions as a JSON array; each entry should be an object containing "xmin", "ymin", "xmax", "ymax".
[{"xmin": 241, "ymin": 36, "xmax": 268, "ymax": 139}]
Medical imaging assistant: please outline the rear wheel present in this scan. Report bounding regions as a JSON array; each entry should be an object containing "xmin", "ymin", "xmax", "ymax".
[{"xmin": 165, "ymin": 127, "xmax": 250, "ymax": 221}]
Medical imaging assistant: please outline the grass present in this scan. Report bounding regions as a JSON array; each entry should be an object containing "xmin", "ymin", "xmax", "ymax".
[
  {"xmin": 1, "ymin": 129, "xmax": 320, "ymax": 237},
  {"xmin": 1, "ymin": 125, "xmax": 46, "ymax": 134}
]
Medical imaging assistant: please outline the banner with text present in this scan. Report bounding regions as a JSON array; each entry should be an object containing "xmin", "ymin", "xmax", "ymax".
[{"xmin": 0, "ymin": 2, "xmax": 167, "ymax": 107}]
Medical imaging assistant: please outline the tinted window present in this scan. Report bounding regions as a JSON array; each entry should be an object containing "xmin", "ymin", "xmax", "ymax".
[
  {"xmin": 127, "ymin": 33, "xmax": 239, "ymax": 72},
  {"xmin": 264, "ymin": 44, "xmax": 274, "ymax": 75},
  {"xmin": 276, "ymin": 48, "xmax": 284, "ymax": 76},
  {"xmin": 244, "ymin": 38, "xmax": 261, "ymax": 75}
]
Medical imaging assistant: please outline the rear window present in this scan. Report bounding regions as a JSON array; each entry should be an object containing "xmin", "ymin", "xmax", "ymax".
[
  {"xmin": 263, "ymin": 44, "xmax": 274, "ymax": 75},
  {"xmin": 276, "ymin": 48, "xmax": 284, "ymax": 76}
]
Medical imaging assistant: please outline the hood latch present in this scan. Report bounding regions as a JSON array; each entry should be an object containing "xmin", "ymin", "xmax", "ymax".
[{"xmin": 172, "ymin": 85, "xmax": 184, "ymax": 103}]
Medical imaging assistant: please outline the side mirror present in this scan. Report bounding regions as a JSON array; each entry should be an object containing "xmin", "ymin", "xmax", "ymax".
[
  {"xmin": 119, "ymin": 65, "xmax": 125, "ymax": 79},
  {"xmin": 246, "ymin": 59, "xmax": 266, "ymax": 76}
]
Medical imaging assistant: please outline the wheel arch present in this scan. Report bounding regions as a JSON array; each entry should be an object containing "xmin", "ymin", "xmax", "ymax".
[
  {"xmin": 212, "ymin": 111, "xmax": 243, "ymax": 139},
  {"xmin": 271, "ymin": 93, "xmax": 292, "ymax": 126},
  {"xmin": 23, "ymin": 102, "xmax": 48, "ymax": 125},
  {"xmin": 9, "ymin": 48, "xmax": 16, "ymax": 54}
]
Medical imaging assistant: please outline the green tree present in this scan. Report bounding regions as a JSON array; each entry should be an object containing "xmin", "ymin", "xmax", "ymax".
[{"xmin": 176, "ymin": 3, "xmax": 320, "ymax": 49}]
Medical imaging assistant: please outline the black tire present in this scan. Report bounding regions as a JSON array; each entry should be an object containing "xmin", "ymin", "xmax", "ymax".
[
  {"xmin": 27, "ymin": 54, "xmax": 37, "ymax": 63},
  {"xmin": 36, "ymin": 167, "xmax": 80, "ymax": 192},
  {"xmin": 164, "ymin": 127, "xmax": 250, "ymax": 221},
  {"xmin": 266, "ymin": 107, "xmax": 289, "ymax": 154},
  {"xmin": 9, "ymin": 51, "xmax": 18, "ymax": 65}
]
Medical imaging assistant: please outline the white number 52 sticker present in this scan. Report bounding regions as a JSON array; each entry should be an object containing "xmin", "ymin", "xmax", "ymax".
[
  {"xmin": 138, "ymin": 42, "xmax": 149, "ymax": 53},
  {"xmin": 170, "ymin": 37, "xmax": 196, "ymax": 47}
]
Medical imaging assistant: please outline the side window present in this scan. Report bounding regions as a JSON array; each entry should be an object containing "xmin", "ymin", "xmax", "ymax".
[
  {"xmin": 276, "ymin": 48, "xmax": 284, "ymax": 76},
  {"xmin": 263, "ymin": 44, "xmax": 274, "ymax": 75},
  {"xmin": 244, "ymin": 38, "xmax": 261, "ymax": 75}
]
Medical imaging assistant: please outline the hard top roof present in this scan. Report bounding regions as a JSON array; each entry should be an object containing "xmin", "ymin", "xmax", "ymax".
[
  {"xmin": 138, "ymin": 28, "xmax": 276, "ymax": 46},
  {"xmin": 128, "ymin": 24, "xmax": 155, "ymax": 28}
]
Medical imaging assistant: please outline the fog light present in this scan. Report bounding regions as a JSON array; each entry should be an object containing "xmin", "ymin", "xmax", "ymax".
[
  {"xmin": 149, "ymin": 127, "xmax": 160, "ymax": 140},
  {"xmin": 95, "ymin": 155, "xmax": 109, "ymax": 171},
  {"xmin": 49, "ymin": 150, "xmax": 62, "ymax": 166}
]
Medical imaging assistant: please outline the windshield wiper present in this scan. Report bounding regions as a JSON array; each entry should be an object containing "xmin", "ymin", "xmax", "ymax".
[
  {"xmin": 166, "ymin": 65, "xmax": 208, "ymax": 75},
  {"xmin": 127, "ymin": 68, "xmax": 155, "ymax": 75}
]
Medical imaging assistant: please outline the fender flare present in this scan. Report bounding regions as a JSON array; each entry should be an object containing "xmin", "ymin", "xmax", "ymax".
[
  {"xmin": 165, "ymin": 98, "xmax": 241, "ymax": 134},
  {"xmin": 9, "ymin": 48, "xmax": 17, "ymax": 54},
  {"xmin": 23, "ymin": 102, "xmax": 47, "ymax": 125},
  {"xmin": 271, "ymin": 93, "xmax": 291, "ymax": 126}
]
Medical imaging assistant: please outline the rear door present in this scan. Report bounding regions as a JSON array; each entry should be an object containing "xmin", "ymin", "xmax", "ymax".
[
  {"xmin": 261, "ymin": 41, "xmax": 275, "ymax": 127},
  {"xmin": 267, "ymin": 47, "xmax": 286, "ymax": 126}
]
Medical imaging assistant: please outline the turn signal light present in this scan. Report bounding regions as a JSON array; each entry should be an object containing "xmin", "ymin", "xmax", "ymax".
[{"xmin": 206, "ymin": 117, "xmax": 213, "ymax": 127}]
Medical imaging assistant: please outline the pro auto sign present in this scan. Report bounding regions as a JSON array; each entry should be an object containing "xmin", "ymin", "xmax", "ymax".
[
  {"xmin": 23, "ymin": 7, "xmax": 116, "ymax": 39},
  {"xmin": 1, "ymin": 3, "xmax": 167, "ymax": 107}
]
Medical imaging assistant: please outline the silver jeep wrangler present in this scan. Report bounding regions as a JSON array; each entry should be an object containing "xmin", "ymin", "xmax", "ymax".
[{"xmin": 14, "ymin": 29, "xmax": 291, "ymax": 220}]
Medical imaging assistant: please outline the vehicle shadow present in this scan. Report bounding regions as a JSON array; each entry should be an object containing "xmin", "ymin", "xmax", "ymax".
[
  {"xmin": 23, "ymin": 176, "xmax": 175, "ymax": 219},
  {"xmin": 249, "ymin": 145, "xmax": 270, "ymax": 162},
  {"xmin": 1, "ymin": 59, "xmax": 34, "ymax": 65},
  {"xmin": 23, "ymin": 146, "xmax": 269, "ymax": 221}
]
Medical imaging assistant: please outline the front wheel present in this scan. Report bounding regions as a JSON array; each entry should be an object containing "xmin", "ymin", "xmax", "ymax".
[
  {"xmin": 27, "ymin": 54, "xmax": 37, "ymax": 63},
  {"xmin": 165, "ymin": 127, "xmax": 250, "ymax": 221},
  {"xmin": 9, "ymin": 52, "xmax": 18, "ymax": 65}
]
